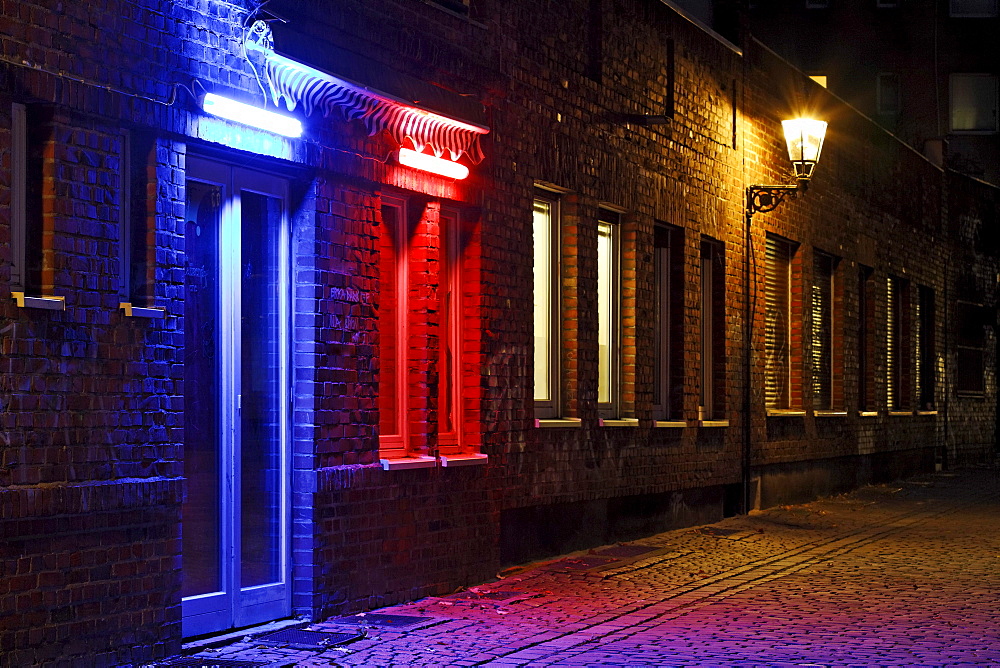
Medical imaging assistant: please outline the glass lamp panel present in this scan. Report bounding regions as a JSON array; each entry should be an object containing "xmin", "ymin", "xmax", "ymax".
[{"xmin": 782, "ymin": 119, "xmax": 827, "ymax": 167}]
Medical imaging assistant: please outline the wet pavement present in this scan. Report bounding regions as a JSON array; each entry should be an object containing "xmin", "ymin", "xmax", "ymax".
[{"xmin": 143, "ymin": 467, "xmax": 1000, "ymax": 666}]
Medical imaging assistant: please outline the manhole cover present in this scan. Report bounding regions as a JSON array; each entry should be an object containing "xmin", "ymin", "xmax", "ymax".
[
  {"xmin": 253, "ymin": 628, "xmax": 363, "ymax": 649},
  {"xmin": 327, "ymin": 613, "xmax": 435, "ymax": 629},
  {"xmin": 595, "ymin": 545, "xmax": 658, "ymax": 558},
  {"xmin": 548, "ymin": 556, "xmax": 618, "ymax": 571},
  {"xmin": 154, "ymin": 659, "xmax": 274, "ymax": 667},
  {"xmin": 699, "ymin": 526, "xmax": 742, "ymax": 537}
]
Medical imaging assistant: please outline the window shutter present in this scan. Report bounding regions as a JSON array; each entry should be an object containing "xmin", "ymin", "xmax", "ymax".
[
  {"xmin": 765, "ymin": 236, "xmax": 792, "ymax": 409},
  {"xmin": 811, "ymin": 253, "xmax": 834, "ymax": 410}
]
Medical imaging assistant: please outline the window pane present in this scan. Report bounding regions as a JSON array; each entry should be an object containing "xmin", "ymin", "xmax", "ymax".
[
  {"xmin": 533, "ymin": 199, "xmax": 553, "ymax": 402},
  {"xmin": 811, "ymin": 253, "xmax": 834, "ymax": 410},
  {"xmin": 597, "ymin": 220, "xmax": 614, "ymax": 405},
  {"xmin": 951, "ymin": 74, "xmax": 999, "ymax": 131},
  {"xmin": 765, "ymin": 236, "xmax": 793, "ymax": 409},
  {"xmin": 379, "ymin": 205, "xmax": 401, "ymax": 435},
  {"xmin": 877, "ymin": 73, "xmax": 900, "ymax": 116},
  {"xmin": 182, "ymin": 179, "xmax": 222, "ymax": 598},
  {"xmin": 240, "ymin": 190, "xmax": 282, "ymax": 588}
]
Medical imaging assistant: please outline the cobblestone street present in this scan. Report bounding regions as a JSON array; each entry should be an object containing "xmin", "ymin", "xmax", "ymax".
[{"xmin": 153, "ymin": 468, "xmax": 1000, "ymax": 667}]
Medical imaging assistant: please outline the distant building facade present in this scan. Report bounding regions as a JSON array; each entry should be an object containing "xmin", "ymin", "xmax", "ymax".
[
  {"xmin": 746, "ymin": 0, "xmax": 1000, "ymax": 186},
  {"xmin": 1, "ymin": 0, "xmax": 997, "ymax": 664}
]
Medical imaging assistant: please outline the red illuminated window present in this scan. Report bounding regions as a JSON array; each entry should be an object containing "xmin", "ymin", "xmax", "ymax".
[
  {"xmin": 378, "ymin": 197, "xmax": 408, "ymax": 457},
  {"xmin": 378, "ymin": 196, "xmax": 480, "ymax": 461}
]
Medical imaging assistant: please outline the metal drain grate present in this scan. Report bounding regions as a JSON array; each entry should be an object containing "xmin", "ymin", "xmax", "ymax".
[
  {"xmin": 253, "ymin": 628, "xmax": 363, "ymax": 649},
  {"xmin": 154, "ymin": 659, "xmax": 273, "ymax": 667},
  {"xmin": 327, "ymin": 613, "xmax": 435, "ymax": 629},
  {"xmin": 594, "ymin": 545, "xmax": 658, "ymax": 558}
]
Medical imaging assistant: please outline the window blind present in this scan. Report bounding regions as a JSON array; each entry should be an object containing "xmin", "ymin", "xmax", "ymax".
[{"xmin": 765, "ymin": 236, "xmax": 793, "ymax": 409}]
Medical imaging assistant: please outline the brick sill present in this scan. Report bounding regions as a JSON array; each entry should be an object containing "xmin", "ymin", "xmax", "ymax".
[
  {"xmin": 916, "ymin": 411, "xmax": 938, "ymax": 416},
  {"xmin": 888, "ymin": 410, "xmax": 915, "ymax": 416},
  {"xmin": 654, "ymin": 420, "xmax": 687, "ymax": 428},
  {"xmin": 535, "ymin": 418, "xmax": 583, "ymax": 429},
  {"xmin": 599, "ymin": 418, "xmax": 639, "ymax": 427},
  {"xmin": 380, "ymin": 456, "xmax": 436, "ymax": 471},
  {"xmin": 814, "ymin": 411, "xmax": 848, "ymax": 418},
  {"xmin": 699, "ymin": 420, "xmax": 729, "ymax": 428},
  {"xmin": 766, "ymin": 410, "xmax": 806, "ymax": 417},
  {"xmin": 12, "ymin": 292, "xmax": 64, "ymax": 311},
  {"xmin": 440, "ymin": 454, "xmax": 488, "ymax": 467},
  {"xmin": 859, "ymin": 411, "xmax": 879, "ymax": 417}
]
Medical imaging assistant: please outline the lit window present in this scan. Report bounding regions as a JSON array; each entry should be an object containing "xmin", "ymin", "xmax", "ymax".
[
  {"xmin": 950, "ymin": 74, "xmax": 999, "ymax": 132},
  {"xmin": 533, "ymin": 193, "xmax": 561, "ymax": 418},
  {"xmin": 886, "ymin": 276, "xmax": 911, "ymax": 409},
  {"xmin": 916, "ymin": 286, "xmax": 936, "ymax": 410},
  {"xmin": 811, "ymin": 251, "xmax": 839, "ymax": 410},
  {"xmin": 700, "ymin": 238, "xmax": 726, "ymax": 420},
  {"xmin": 950, "ymin": 0, "xmax": 998, "ymax": 16},
  {"xmin": 597, "ymin": 210, "xmax": 621, "ymax": 417},
  {"xmin": 877, "ymin": 73, "xmax": 901, "ymax": 116},
  {"xmin": 765, "ymin": 235, "xmax": 798, "ymax": 409},
  {"xmin": 438, "ymin": 208, "xmax": 465, "ymax": 454},
  {"xmin": 653, "ymin": 224, "xmax": 684, "ymax": 421},
  {"xmin": 378, "ymin": 198, "xmax": 408, "ymax": 457}
]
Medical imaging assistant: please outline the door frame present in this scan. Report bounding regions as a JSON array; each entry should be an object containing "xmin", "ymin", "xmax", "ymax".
[{"xmin": 181, "ymin": 155, "xmax": 292, "ymax": 637}]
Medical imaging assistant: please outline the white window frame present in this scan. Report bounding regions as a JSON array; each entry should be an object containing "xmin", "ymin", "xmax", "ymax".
[
  {"xmin": 533, "ymin": 192, "xmax": 561, "ymax": 419},
  {"xmin": 950, "ymin": 73, "xmax": 999, "ymax": 133},
  {"xmin": 597, "ymin": 209, "xmax": 621, "ymax": 419}
]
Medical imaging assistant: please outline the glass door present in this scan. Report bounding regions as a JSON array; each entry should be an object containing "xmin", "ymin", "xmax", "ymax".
[{"xmin": 182, "ymin": 157, "xmax": 290, "ymax": 636}]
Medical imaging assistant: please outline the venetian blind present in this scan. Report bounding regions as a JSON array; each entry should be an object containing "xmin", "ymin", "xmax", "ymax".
[
  {"xmin": 811, "ymin": 253, "xmax": 834, "ymax": 410},
  {"xmin": 765, "ymin": 236, "xmax": 793, "ymax": 409}
]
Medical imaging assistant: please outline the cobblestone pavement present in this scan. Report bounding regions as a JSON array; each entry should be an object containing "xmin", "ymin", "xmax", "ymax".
[{"xmin": 153, "ymin": 468, "xmax": 1000, "ymax": 667}]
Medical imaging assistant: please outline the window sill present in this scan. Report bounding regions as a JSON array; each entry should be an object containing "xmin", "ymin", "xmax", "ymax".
[
  {"xmin": 380, "ymin": 456, "xmax": 436, "ymax": 471},
  {"xmin": 599, "ymin": 418, "xmax": 639, "ymax": 427},
  {"xmin": 699, "ymin": 420, "xmax": 729, "ymax": 428},
  {"xmin": 888, "ymin": 410, "xmax": 914, "ymax": 416},
  {"xmin": 440, "ymin": 453, "xmax": 488, "ymax": 467},
  {"xmin": 916, "ymin": 410, "xmax": 938, "ymax": 416},
  {"xmin": 766, "ymin": 409, "xmax": 806, "ymax": 417},
  {"xmin": 654, "ymin": 420, "xmax": 687, "ymax": 428},
  {"xmin": 814, "ymin": 411, "xmax": 848, "ymax": 418},
  {"xmin": 120, "ymin": 302, "xmax": 166, "ymax": 318},
  {"xmin": 12, "ymin": 292, "xmax": 65, "ymax": 311},
  {"xmin": 535, "ymin": 418, "xmax": 582, "ymax": 429}
]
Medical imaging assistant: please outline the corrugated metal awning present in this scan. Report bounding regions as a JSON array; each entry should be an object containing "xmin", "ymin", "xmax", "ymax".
[{"xmin": 245, "ymin": 21, "xmax": 488, "ymax": 163}]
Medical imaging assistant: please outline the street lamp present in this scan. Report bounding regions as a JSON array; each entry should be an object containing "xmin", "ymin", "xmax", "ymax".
[
  {"xmin": 747, "ymin": 118, "xmax": 828, "ymax": 214},
  {"xmin": 742, "ymin": 117, "xmax": 828, "ymax": 515}
]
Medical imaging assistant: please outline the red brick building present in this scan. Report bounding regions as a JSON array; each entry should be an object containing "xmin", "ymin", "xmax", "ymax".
[{"xmin": 1, "ymin": 0, "xmax": 997, "ymax": 664}]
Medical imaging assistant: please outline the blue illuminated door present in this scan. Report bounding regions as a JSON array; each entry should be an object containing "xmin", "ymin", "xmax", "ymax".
[{"xmin": 181, "ymin": 157, "xmax": 291, "ymax": 636}]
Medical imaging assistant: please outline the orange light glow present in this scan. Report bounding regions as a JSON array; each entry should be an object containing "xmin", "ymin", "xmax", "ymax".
[{"xmin": 398, "ymin": 148, "xmax": 470, "ymax": 180}]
